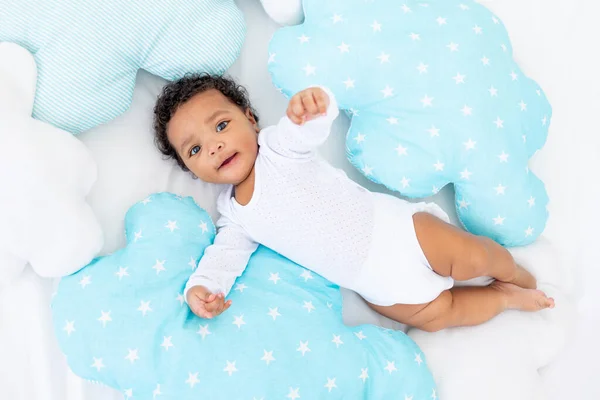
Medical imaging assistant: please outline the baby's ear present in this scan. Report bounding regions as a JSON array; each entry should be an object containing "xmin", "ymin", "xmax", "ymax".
[{"xmin": 245, "ymin": 108, "xmax": 259, "ymax": 132}]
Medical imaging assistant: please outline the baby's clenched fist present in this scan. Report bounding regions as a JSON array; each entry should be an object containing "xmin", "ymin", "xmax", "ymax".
[{"xmin": 287, "ymin": 87, "xmax": 330, "ymax": 125}]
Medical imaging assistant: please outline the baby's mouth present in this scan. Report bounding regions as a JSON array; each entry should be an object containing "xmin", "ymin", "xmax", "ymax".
[{"xmin": 218, "ymin": 153, "xmax": 238, "ymax": 169}]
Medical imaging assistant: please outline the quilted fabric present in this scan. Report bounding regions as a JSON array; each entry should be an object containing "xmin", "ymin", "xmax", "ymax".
[
  {"xmin": 0, "ymin": 0, "xmax": 245, "ymax": 134},
  {"xmin": 52, "ymin": 193, "xmax": 437, "ymax": 399},
  {"xmin": 0, "ymin": 42, "xmax": 102, "ymax": 285},
  {"xmin": 268, "ymin": 0, "xmax": 551, "ymax": 246}
]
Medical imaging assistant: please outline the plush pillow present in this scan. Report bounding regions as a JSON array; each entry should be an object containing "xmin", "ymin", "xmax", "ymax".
[
  {"xmin": 0, "ymin": 43, "xmax": 102, "ymax": 285},
  {"xmin": 0, "ymin": 0, "xmax": 245, "ymax": 134},
  {"xmin": 52, "ymin": 193, "xmax": 436, "ymax": 399},
  {"xmin": 268, "ymin": 0, "xmax": 551, "ymax": 246},
  {"xmin": 260, "ymin": 0, "xmax": 304, "ymax": 26}
]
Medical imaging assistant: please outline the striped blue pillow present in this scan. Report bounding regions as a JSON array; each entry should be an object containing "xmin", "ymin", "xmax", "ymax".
[{"xmin": 0, "ymin": 0, "xmax": 245, "ymax": 134}]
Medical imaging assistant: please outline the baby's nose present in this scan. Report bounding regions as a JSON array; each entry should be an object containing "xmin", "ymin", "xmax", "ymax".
[{"xmin": 210, "ymin": 142, "xmax": 224, "ymax": 156}]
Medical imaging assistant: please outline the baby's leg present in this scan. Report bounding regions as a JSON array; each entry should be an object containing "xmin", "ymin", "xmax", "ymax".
[
  {"xmin": 367, "ymin": 283, "xmax": 554, "ymax": 332},
  {"xmin": 413, "ymin": 212, "xmax": 536, "ymax": 289}
]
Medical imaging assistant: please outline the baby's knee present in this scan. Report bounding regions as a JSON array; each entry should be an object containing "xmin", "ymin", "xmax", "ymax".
[{"xmin": 414, "ymin": 290, "xmax": 455, "ymax": 332}]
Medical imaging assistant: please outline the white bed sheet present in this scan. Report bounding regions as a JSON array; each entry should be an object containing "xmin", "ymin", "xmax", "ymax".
[{"xmin": 1, "ymin": 0, "xmax": 595, "ymax": 398}]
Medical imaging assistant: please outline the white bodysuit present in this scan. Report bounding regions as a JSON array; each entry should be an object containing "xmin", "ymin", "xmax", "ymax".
[{"xmin": 185, "ymin": 90, "xmax": 454, "ymax": 306}]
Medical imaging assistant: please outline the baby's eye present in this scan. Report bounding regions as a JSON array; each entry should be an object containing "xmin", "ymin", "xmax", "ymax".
[
  {"xmin": 189, "ymin": 145, "xmax": 201, "ymax": 157},
  {"xmin": 216, "ymin": 121, "xmax": 229, "ymax": 132}
]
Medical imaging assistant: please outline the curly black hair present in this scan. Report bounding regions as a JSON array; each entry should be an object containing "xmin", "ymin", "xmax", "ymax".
[{"xmin": 153, "ymin": 73, "xmax": 259, "ymax": 172}]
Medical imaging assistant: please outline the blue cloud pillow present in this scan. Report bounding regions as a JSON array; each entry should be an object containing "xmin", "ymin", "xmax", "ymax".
[
  {"xmin": 52, "ymin": 193, "xmax": 437, "ymax": 399},
  {"xmin": 268, "ymin": 0, "xmax": 551, "ymax": 246},
  {"xmin": 0, "ymin": 0, "xmax": 245, "ymax": 134}
]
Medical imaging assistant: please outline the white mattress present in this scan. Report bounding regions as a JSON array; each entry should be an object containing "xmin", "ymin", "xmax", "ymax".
[{"xmin": 1, "ymin": 0, "xmax": 596, "ymax": 398}]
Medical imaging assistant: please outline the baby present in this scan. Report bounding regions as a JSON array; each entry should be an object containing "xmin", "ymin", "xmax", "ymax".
[{"xmin": 153, "ymin": 74, "xmax": 555, "ymax": 332}]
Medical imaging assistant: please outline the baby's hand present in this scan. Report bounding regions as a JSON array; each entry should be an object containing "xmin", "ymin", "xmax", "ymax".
[
  {"xmin": 186, "ymin": 285, "xmax": 232, "ymax": 319},
  {"xmin": 287, "ymin": 87, "xmax": 330, "ymax": 125}
]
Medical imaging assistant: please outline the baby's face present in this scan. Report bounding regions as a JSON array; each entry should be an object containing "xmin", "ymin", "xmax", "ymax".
[{"xmin": 167, "ymin": 89, "xmax": 259, "ymax": 185}]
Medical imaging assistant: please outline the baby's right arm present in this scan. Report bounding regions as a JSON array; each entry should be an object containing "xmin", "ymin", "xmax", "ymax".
[{"xmin": 185, "ymin": 216, "xmax": 258, "ymax": 318}]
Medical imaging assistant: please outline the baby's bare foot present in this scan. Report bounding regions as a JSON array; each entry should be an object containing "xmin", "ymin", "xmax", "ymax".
[
  {"xmin": 506, "ymin": 264, "xmax": 537, "ymax": 290},
  {"xmin": 491, "ymin": 281, "xmax": 555, "ymax": 312}
]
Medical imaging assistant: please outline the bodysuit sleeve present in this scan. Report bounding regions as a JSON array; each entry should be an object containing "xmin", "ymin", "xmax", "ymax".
[
  {"xmin": 261, "ymin": 86, "xmax": 339, "ymax": 159},
  {"xmin": 184, "ymin": 214, "xmax": 258, "ymax": 299}
]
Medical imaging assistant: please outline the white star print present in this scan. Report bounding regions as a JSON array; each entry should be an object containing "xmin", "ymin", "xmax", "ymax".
[
  {"xmin": 141, "ymin": 197, "xmax": 152, "ymax": 205},
  {"xmin": 188, "ymin": 256, "xmax": 197, "ymax": 270},
  {"xmin": 384, "ymin": 361, "xmax": 398, "ymax": 374},
  {"xmin": 493, "ymin": 215, "xmax": 506, "ymax": 225},
  {"xmin": 417, "ymin": 62, "xmax": 429, "ymax": 74},
  {"xmin": 481, "ymin": 56, "xmax": 490, "ymax": 66},
  {"xmin": 355, "ymin": 331, "xmax": 367, "ymax": 340},
  {"xmin": 473, "ymin": 25, "xmax": 483, "ymax": 34},
  {"xmin": 327, "ymin": 302, "xmax": 333, "ymax": 309},
  {"xmin": 459, "ymin": 3, "xmax": 470, "ymax": 10},
  {"xmin": 401, "ymin": 177, "xmax": 411, "ymax": 188},
  {"xmin": 361, "ymin": 165, "xmax": 374, "ymax": 176},
  {"xmin": 300, "ymin": 270, "xmax": 314, "ymax": 282},
  {"xmin": 124, "ymin": 389, "xmax": 133, "ymax": 399},
  {"xmin": 519, "ymin": 100, "xmax": 528, "ymax": 111},
  {"xmin": 325, "ymin": 378, "xmax": 337, "ymax": 392},
  {"xmin": 510, "ymin": 71, "xmax": 518, "ymax": 81},
  {"xmin": 494, "ymin": 117, "xmax": 504, "ymax": 128},
  {"xmin": 433, "ymin": 161, "xmax": 444, "ymax": 171},
  {"xmin": 176, "ymin": 293, "xmax": 185, "ymax": 305},
  {"xmin": 432, "ymin": 186, "xmax": 440, "ymax": 194},
  {"xmin": 165, "ymin": 220, "xmax": 178, "ymax": 232},
  {"xmin": 458, "ymin": 199, "xmax": 470, "ymax": 209},
  {"xmin": 381, "ymin": 85, "xmax": 394, "ymax": 98},
  {"xmin": 268, "ymin": 52, "xmax": 276, "ymax": 64},
  {"xmin": 152, "ymin": 260, "xmax": 166, "ymax": 275},
  {"xmin": 395, "ymin": 144, "xmax": 408, "ymax": 156},
  {"xmin": 197, "ymin": 324, "xmax": 211, "ymax": 339},
  {"xmin": 460, "ymin": 168, "xmax": 472, "ymax": 180},
  {"xmin": 495, "ymin": 184, "xmax": 507, "ymax": 195},
  {"xmin": 79, "ymin": 275, "xmax": 92, "ymax": 289},
  {"xmin": 161, "ymin": 336, "xmax": 174, "ymax": 351},
  {"xmin": 261, "ymin": 350, "xmax": 275, "ymax": 365},
  {"xmin": 298, "ymin": 34, "xmax": 310, "ymax": 44},
  {"xmin": 268, "ymin": 307, "xmax": 281, "ymax": 320},
  {"xmin": 493, "ymin": 16, "xmax": 500, "ymax": 24},
  {"xmin": 378, "ymin": 52, "xmax": 391, "ymax": 63},
  {"xmin": 287, "ymin": 388, "xmax": 301, "ymax": 400},
  {"xmin": 343, "ymin": 77, "xmax": 355, "ymax": 89},
  {"xmin": 489, "ymin": 86, "xmax": 498, "ymax": 97},
  {"xmin": 421, "ymin": 94, "xmax": 434, "ymax": 107},
  {"xmin": 501, "ymin": 44, "xmax": 508, "ymax": 52},
  {"xmin": 461, "ymin": 105, "xmax": 473, "ymax": 116},
  {"xmin": 498, "ymin": 151, "xmax": 510, "ymax": 163},
  {"xmin": 91, "ymin": 357, "xmax": 105, "ymax": 372},
  {"xmin": 332, "ymin": 334, "xmax": 344, "ymax": 348},
  {"xmin": 348, "ymin": 108, "xmax": 360, "ymax": 116},
  {"xmin": 402, "ymin": 4, "xmax": 411, "ymax": 13},
  {"xmin": 359, "ymin": 368, "xmax": 369, "ymax": 383},
  {"xmin": 463, "ymin": 138, "xmax": 476, "ymax": 150},
  {"xmin": 297, "ymin": 341, "xmax": 311, "ymax": 356},
  {"xmin": 268, "ymin": 272, "xmax": 281, "ymax": 284},
  {"xmin": 428, "ymin": 126, "xmax": 440, "ymax": 137},
  {"xmin": 409, "ymin": 32, "xmax": 420, "ymax": 41},
  {"xmin": 186, "ymin": 372, "xmax": 200, "ymax": 388},
  {"xmin": 233, "ymin": 315, "xmax": 246, "ymax": 329},
  {"xmin": 303, "ymin": 301, "xmax": 316, "ymax": 313},
  {"xmin": 405, "ymin": 395, "xmax": 413, "ymax": 400},
  {"xmin": 386, "ymin": 116, "xmax": 398, "ymax": 125},
  {"xmin": 234, "ymin": 283, "xmax": 248, "ymax": 293},
  {"xmin": 525, "ymin": 226, "xmax": 534, "ymax": 237},
  {"xmin": 414, "ymin": 353, "xmax": 423, "ymax": 366},
  {"xmin": 536, "ymin": 89, "xmax": 542, "ymax": 96},
  {"xmin": 447, "ymin": 42, "xmax": 459, "ymax": 52},
  {"xmin": 63, "ymin": 320, "xmax": 75, "ymax": 336},
  {"xmin": 354, "ymin": 133, "xmax": 366, "ymax": 143},
  {"xmin": 97, "ymin": 311, "xmax": 112, "ymax": 327},
  {"xmin": 337, "ymin": 42, "xmax": 350, "ymax": 53},
  {"xmin": 223, "ymin": 361, "xmax": 238, "ymax": 376},
  {"xmin": 198, "ymin": 221, "xmax": 209, "ymax": 233},
  {"xmin": 138, "ymin": 300, "xmax": 152, "ymax": 316},
  {"xmin": 542, "ymin": 115, "xmax": 548, "ymax": 126},
  {"xmin": 371, "ymin": 20, "xmax": 382, "ymax": 32},
  {"xmin": 115, "ymin": 266, "xmax": 129, "ymax": 280},
  {"xmin": 153, "ymin": 384, "xmax": 162, "ymax": 399},
  {"xmin": 436, "ymin": 16, "xmax": 447, "ymax": 26},
  {"xmin": 331, "ymin": 13, "xmax": 343, "ymax": 24},
  {"xmin": 303, "ymin": 64, "xmax": 316, "ymax": 76},
  {"xmin": 528, "ymin": 196, "xmax": 536, "ymax": 207},
  {"xmin": 453, "ymin": 72, "xmax": 466, "ymax": 84},
  {"xmin": 432, "ymin": 388, "xmax": 438, "ymax": 400},
  {"xmin": 134, "ymin": 230, "xmax": 142, "ymax": 242},
  {"xmin": 125, "ymin": 349, "xmax": 139, "ymax": 364}
]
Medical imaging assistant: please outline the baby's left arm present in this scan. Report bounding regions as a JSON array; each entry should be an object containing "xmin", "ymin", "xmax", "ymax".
[{"xmin": 263, "ymin": 86, "xmax": 339, "ymax": 158}]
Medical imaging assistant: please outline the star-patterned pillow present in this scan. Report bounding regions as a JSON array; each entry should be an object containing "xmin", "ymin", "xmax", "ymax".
[
  {"xmin": 51, "ymin": 192, "xmax": 437, "ymax": 399},
  {"xmin": 268, "ymin": 0, "xmax": 551, "ymax": 246},
  {"xmin": 0, "ymin": 0, "xmax": 245, "ymax": 134}
]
